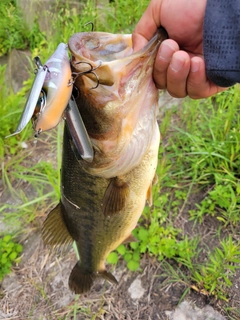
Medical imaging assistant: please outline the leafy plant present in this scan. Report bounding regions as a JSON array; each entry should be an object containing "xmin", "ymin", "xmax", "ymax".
[
  {"xmin": 192, "ymin": 237, "xmax": 240, "ymax": 301},
  {"xmin": 0, "ymin": 234, "xmax": 23, "ymax": 281},
  {"xmin": 0, "ymin": 0, "xmax": 29, "ymax": 56}
]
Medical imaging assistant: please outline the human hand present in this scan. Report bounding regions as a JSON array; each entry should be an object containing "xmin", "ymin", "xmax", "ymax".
[{"xmin": 132, "ymin": 0, "xmax": 227, "ymax": 99}]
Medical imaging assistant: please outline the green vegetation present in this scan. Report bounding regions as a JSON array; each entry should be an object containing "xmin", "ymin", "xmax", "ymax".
[
  {"xmin": 0, "ymin": 0, "xmax": 240, "ymax": 319},
  {"xmin": 0, "ymin": 234, "xmax": 22, "ymax": 281},
  {"xmin": 192, "ymin": 237, "xmax": 240, "ymax": 301},
  {"xmin": 0, "ymin": 0, "xmax": 29, "ymax": 56},
  {"xmin": 108, "ymin": 86, "xmax": 240, "ymax": 305}
]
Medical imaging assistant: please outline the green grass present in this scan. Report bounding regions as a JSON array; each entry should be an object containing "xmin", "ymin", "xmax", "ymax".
[{"xmin": 0, "ymin": 0, "xmax": 240, "ymax": 319}]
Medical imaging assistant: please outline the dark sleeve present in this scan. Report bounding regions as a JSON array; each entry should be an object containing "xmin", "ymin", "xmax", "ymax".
[{"xmin": 203, "ymin": 0, "xmax": 240, "ymax": 87}]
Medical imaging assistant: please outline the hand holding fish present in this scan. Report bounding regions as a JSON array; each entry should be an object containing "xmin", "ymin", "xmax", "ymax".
[{"xmin": 132, "ymin": 0, "xmax": 228, "ymax": 99}]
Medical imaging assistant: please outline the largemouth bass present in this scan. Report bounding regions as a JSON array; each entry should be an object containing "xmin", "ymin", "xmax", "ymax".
[{"xmin": 42, "ymin": 28, "xmax": 167, "ymax": 294}]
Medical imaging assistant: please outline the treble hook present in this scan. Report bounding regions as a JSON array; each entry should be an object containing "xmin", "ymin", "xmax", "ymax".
[
  {"xmin": 84, "ymin": 21, "xmax": 94, "ymax": 32},
  {"xmin": 71, "ymin": 60, "xmax": 102, "ymax": 89}
]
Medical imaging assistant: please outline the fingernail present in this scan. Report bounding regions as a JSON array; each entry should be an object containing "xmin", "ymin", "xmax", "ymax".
[
  {"xmin": 191, "ymin": 59, "xmax": 199, "ymax": 73},
  {"xmin": 170, "ymin": 55, "xmax": 186, "ymax": 72},
  {"xmin": 159, "ymin": 43, "xmax": 176, "ymax": 62}
]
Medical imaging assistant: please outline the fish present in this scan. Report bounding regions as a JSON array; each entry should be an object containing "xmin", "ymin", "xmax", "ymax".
[{"xmin": 42, "ymin": 28, "xmax": 167, "ymax": 294}]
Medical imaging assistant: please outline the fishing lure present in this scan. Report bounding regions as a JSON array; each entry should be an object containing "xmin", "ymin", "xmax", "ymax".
[
  {"xmin": 34, "ymin": 43, "xmax": 73, "ymax": 136},
  {"xmin": 6, "ymin": 57, "xmax": 48, "ymax": 137},
  {"xmin": 6, "ymin": 43, "xmax": 73, "ymax": 137},
  {"xmin": 6, "ymin": 43, "xmax": 94, "ymax": 162}
]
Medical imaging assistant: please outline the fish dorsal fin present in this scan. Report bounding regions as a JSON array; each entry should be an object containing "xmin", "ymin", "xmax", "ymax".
[
  {"xmin": 102, "ymin": 177, "xmax": 129, "ymax": 216},
  {"xmin": 42, "ymin": 202, "xmax": 73, "ymax": 253},
  {"xmin": 122, "ymin": 233, "xmax": 138, "ymax": 244}
]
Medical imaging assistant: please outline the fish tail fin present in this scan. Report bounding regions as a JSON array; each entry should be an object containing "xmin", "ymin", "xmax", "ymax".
[{"xmin": 69, "ymin": 262, "xmax": 118, "ymax": 294}]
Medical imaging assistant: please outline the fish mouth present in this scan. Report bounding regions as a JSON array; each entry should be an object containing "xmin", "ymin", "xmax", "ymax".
[
  {"xmin": 67, "ymin": 28, "xmax": 167, "ymax": 178},
  {"xmin": 68, "ymin": 28, "xmax": 167, "ymax": 87}
]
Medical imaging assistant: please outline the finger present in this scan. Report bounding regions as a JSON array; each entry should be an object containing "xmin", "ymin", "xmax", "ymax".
[
  {"xmin": 166, "ymin": 51, "xmax": 191, "ymax": 98},
  {"xmin": 132, "ymin": 0, "xmax": 162, "ymax": 52},
  {"xmin": 187, "ymin": 57, "xmax": 227, "ymax": 99},
  {"xmin": 153, "ymin": 40, "xmax": 179, "ymax": 89}
]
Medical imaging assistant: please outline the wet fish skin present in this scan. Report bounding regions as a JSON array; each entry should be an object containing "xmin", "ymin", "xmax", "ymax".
[{"xmin": 42, "ymin": 28, "xmax": 167, "ymax": 294}]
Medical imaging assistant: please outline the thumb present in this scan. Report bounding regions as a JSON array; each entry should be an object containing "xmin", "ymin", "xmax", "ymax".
[{"xmin": 132, "ymin": 0, "xmax": 162, "ymax": 52}]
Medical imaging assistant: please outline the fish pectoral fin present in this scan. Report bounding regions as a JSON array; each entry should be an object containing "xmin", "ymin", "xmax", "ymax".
[
  {"xmin": 68, "ymin": 263, "xmax": 118, "ymax": 294},
  {"xmin": 102, "ymin": 177, "xmax": 129, "ymax": 216},
  {"xmin": 153, "ymin": 173, "xmax": 158, "ymax": 185},
  {"xmin": 42, "ymin": 202, "xmax": 73, "ymax": 253},
  {"xmin": 122, "ymin": 233, "xmax": 138, "ymax": 244},
  {"xmin": 146, "ymin": 173, "xmax": 158, "ymax": 207},
  {"xmin": 146, "ymin": 184, "xmax": 153, "ymax": 207}
]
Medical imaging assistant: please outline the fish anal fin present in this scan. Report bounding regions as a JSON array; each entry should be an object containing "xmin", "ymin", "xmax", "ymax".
[
  {"xmin": 122, "ymin": 233, "xmax": 138, "ymax": 244},
  {"xmin": 42, "ymin": 202, "xmax": 73, "ymax": 253},
  {"xmin": 102, "ymin": 177, "xmax": 129, "ymax": 216}
]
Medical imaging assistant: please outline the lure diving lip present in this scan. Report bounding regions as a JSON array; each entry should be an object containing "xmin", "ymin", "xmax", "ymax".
[{"xmin": 5, "ymin": 57, "xmax": 48, "ymax": 138}]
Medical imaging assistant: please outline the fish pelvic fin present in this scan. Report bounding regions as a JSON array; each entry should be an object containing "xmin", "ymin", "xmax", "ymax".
[
  {"xmin": 122, "ymin": 233, "xmax": 138, "ymax": 244},
  {"xmin": 69, "ymin": 263, "xmax": 118, "ymax": 294},
  {"xmin": 102, "ymin": 177, "xmax": 129, "ymax": 216},
  {"xmin": 42, "ymin": 202, "xmax": 73, "ymax": 253}
]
